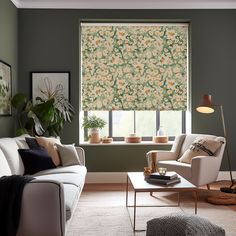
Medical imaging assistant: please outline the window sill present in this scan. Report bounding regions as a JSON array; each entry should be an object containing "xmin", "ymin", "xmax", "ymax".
[{"xmin": 79, "ymin": 141, "xmax": 174, "ymax": 146}]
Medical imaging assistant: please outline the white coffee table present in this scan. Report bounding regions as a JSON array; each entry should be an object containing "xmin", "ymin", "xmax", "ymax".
[{"xmin": 126, "ymin": 172, "xmax": 198, "ymax": 232}]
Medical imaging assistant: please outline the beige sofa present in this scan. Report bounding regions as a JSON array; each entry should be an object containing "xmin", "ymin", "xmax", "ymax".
[{"xmin": 0, "ymin": 135, "xmax": 87, "ymax": 236}]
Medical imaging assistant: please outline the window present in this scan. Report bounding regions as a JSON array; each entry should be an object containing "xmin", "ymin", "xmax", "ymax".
[
  {"xmin": 80, "ymin": 22, "xmax": 189, "ymax": 142},
  {"xmin": 82, "ymin": 110, "xmax": 184, "ymax": 141}
]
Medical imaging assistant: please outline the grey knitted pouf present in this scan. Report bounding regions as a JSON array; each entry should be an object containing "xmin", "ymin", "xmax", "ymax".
[{"xmin": 146, "ymin": 213, "xmax": 225, "ymax": 236}]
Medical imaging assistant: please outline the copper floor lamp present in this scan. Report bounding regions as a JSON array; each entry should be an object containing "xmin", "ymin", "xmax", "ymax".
[{"xmin": 196, "ymin": 94, "xmax": 236, "ymax": 194}]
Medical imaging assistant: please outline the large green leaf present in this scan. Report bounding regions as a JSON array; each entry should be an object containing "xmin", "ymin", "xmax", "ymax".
[
  {"xmin": 27, "ymin": 111, "xmax": 45, "ymax": 135},
  {"xmin": 12, "ymin": 91, "xmax": 74, "ymax": 136},
  {"xmin": 11, "ymin": 93, "xmax": 28, "ymax": 108},
  {"xmin": 33, "ymin": 99, "xmax": 55, "ymax": 123}
]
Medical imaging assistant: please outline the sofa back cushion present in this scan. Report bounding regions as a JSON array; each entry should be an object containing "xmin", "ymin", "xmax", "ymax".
[
  {"xmin": 0, "ymin": 149, "xmax": 12, "ymax": 177},
  {"xmin": 56, "ymin": 143, "xmax": 81, "ymax": 166},
  {"xmin": 18, "ymin": 148, "xmax": 56, "ymax": 175},
  {"xmin": 14, "ymin": 134, "xmax": 31, "ymax": 149},
  {"xmin": 0, "ymin": 138, "xmax": 24, "ymax": 175},
  {"xmin": 35, "ymin": 136, "xmax": 61, "ymax": 166}
]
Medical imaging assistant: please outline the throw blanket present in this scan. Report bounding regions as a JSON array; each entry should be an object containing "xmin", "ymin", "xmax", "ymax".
[{"xmin": 0, "ymin": 175, "xmax": 34, "ymax": 236}]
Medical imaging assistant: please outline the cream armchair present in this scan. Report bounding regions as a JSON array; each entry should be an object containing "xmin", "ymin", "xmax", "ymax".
[{"xmin": 146, "ymin": 134, "xmax": 226, "ymax": 187}]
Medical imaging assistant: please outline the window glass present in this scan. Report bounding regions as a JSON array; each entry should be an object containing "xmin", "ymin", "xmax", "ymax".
[
  {"xmin": 112, "ymin": 111, "xmax": 134, "ymax": 137},
  {"xmin": 160, "ymin": 111, "xmax": 182, "ymax": 136},
  {"xmin": 87, "ymin": 111, "xmax": 109, "ymax": 138},
  {"xmin": 136, "ymin": 111, "xmax": 156, "ymax": 137}
]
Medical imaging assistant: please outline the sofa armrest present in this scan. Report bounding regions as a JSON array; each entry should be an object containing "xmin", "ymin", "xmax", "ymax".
[
  {"xmin": 17, "ymin": 180, "xmax": 65, "ymax": 236},
  {"xmin": 75, "ymin": 146, "xmax": 86, "ymax": 166},
  {"xmin": 191, "ymin": 156, "xmax": 221, "ymax": 186}
]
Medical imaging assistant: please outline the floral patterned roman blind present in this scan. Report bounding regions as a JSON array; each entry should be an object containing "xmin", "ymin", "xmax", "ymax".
[{"xmin": 81, "ymin": 23, "xmax": 188, "ymax": 111}]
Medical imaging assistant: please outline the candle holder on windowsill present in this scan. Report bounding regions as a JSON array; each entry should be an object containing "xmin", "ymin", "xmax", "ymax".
[
  {"xmin": 102, "ymin": 137, "xmax": 113, "ymax": 143},
  {"xmin": 153, "ymin": 136, "xmax": 168, "ymax": 143},
  {"xmin": 125, "ymin": 134, "xmax": 142, "ymax": 143}
]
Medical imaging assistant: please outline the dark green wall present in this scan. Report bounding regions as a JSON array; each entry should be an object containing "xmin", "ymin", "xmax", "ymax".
[
  {"xmin": 0, "ymin": 0, "xmax": 18, "ymax": 137},
  {"xmin": 18, "ymin": 9, "xmax": 236, "ymax": 171}
]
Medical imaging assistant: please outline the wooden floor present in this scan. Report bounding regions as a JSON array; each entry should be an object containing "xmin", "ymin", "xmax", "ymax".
[
  {"xmin": 83, "ymin": 181, "xmax": 236, "ymax": 211},
  {"xmin": 67, "ymin": 181, "xmax": 236, "ymax": 236}
]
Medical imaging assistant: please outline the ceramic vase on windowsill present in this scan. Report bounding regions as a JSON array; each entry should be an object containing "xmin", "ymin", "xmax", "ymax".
[
  {"xmin": 88, "ymin": 128, "xmax": 101, "ymax": 143},
  {"xmin": 82, "ymin": 115, "xmax": 107, "ymax": 144}
]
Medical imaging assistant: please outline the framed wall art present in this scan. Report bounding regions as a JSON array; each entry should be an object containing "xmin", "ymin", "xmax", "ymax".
[
  {"xmin": 31, "ymin": 72, "xmax": 70, "ymax": 103},
  {"xmin": 0, "ymin": 60, "xmax": 12, "ymax": 116}
]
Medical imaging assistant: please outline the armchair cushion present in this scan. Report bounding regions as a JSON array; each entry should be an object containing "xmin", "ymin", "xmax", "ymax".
[
  {"xmin": 158, "ymin": 160, "xmax": 191, "ymax": 180},
  {"xmin": 178, "ymin": 137, "xmax": 223, "ymax": 164}
]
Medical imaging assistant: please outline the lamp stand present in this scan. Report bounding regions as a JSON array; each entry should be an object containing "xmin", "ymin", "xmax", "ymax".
[{"xmin": 218, "ymin": 105, "xmax": 236, "ymax": 194}]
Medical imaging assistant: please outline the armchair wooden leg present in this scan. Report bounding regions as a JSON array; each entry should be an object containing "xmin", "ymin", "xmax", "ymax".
[
  {"xmin": 150, "ymin": 192, "xmax": 153, "ymax": 196},
  {"xmin": 207, "ymin": 184, "xmax": 210, "ymax": 190}
]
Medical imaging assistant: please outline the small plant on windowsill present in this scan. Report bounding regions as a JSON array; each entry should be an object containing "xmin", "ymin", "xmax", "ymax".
[{"xmin": 82, "ymin": 115, "xmax": 106, "ymax": 143}]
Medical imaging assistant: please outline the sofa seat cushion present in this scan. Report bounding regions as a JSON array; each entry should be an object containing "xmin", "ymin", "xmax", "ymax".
[
  {"xmin": 34, "ymin": 173, "xmax": 85, "ymax": 188},
  {"xmin": 0, "ymin": 138, "xmax": 24, "ymax": 175},
  {"xmin": 63, "ymin": 184, "xmax": 81, "ymax": 220},
  {"xmin": 34, "ymin": 165, "xmax": 87, "ymax": 176},
  {"xmin": 158, "ymin": 160, "xmax": 191, "ymax": 180}
]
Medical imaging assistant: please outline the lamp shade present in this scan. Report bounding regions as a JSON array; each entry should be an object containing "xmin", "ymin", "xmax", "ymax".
[{"xmin": 196, "ymin": 94, "xmax": 214, "ymax": 114}]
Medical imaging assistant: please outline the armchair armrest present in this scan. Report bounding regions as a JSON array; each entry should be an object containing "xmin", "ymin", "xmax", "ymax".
[
  {"xmin": 17, "ymin": 180, "xmax": 65, "ymax": 236},
  {"xmin": 191, "ymin": 156, "xmax": 221, "ymax": 186},
  {"xmin": 146, "ymin": 150, "xmax": 177, "ymax": 167},
  {"xmin": 75, "ymin": 146, "xmax": 86, "ymax": 166}
]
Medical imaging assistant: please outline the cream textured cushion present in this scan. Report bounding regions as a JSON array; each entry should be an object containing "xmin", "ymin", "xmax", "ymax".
[
  {"xmin": 36, "ymin": 136, "xmax": 61, "ymax": 166},
  {"xmin": 0, "ymin": 138, "xmax": 25, "ymax": 175},
  {"xmin": 56, "ymin": 144, "xmax": 81, "ymax": 166},
  {"xmin": 178, "ymin": 137, "xmax": 223, "ymax": 164},
  {"xmin": 0, "ymin": 149, "xmax": 12, "ymax": 177}
]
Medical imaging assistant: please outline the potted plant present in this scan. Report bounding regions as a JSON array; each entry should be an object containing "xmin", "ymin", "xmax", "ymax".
[
  {"xmin": 82, "ymin": 115, "xmax": 106, "ymax": 143},
  {"xmin": 11, "ymin": 79, "xmax": 74, "ymax": 136}
]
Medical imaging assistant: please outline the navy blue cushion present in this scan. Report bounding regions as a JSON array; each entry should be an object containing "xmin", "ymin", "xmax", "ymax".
[
  {"xmin": 18, "ymin": 148, "xmax": 56, "ymax": 175},
  {"xmin": 25, "ymin": 137, "xmax": 40, "ymax": 149}
]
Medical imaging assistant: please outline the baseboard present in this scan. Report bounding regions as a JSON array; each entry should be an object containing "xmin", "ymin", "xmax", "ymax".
[
  {"xmin": 86, "ymin": 172, "xmax": 127, "ymax": 183},
  {"xmin": 217, "ymin": 171, "xmax": 236, "ymax": 181},
  {"xmin": 85, "ymin": 171, "xmax": 236, "ymax": 184}
]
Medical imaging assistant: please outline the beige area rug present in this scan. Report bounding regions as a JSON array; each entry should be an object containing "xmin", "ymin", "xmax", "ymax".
[{"xmin": 66, "ymin": 190, "xmax": 236, "ymax": 236}]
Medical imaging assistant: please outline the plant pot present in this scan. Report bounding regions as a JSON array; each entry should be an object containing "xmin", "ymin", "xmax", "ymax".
[{"xmin": 88, "ymin": 128, "xmax": 101, "ymax": 143}]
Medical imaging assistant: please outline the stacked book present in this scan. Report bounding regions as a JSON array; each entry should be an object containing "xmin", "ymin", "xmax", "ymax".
[{"xmin": 146, "ymin": 171, "xmax": 181, "ymax": 185}]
